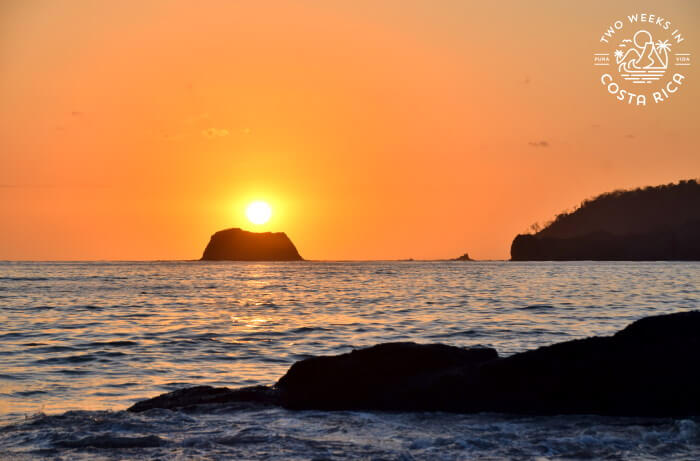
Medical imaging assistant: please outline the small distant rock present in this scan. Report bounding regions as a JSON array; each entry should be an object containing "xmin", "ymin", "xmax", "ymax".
[
  {"xmin": 452, "ymin": 253, "xmax": 472, "ymax": 261},
  {"xmin": 201, "ymin": 228, "xmax": 303, "ymax": 261}
]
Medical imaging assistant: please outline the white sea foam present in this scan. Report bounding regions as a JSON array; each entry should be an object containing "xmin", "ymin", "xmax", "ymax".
[{"xmin": 2, "ymin": 409, "xmax": 699, "ymax": 460}]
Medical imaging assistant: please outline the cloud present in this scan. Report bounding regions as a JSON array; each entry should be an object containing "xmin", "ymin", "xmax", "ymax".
[
  {"xmin": 625, "ymin": 134, "xmax": 635, "ymax": 139},
  {"xmin": 71, "ymin": 111, "xmax": 83, "ymax": 117},
  {"xmin": 161, "ymin": 131, "xmax": 184, "ymax": 141},
  {"xmin": 528, "ymin": 140, "xmax": 549, "ymax": 148},
  {"xmin": 201, "ymin": 127, "xmax": 229, "ymax": 138}
]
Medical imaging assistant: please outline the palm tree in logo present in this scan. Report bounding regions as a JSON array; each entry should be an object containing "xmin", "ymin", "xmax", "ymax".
[{"xmin": 654, "ymin": 39, "xmax": 672, "ymax": 68}]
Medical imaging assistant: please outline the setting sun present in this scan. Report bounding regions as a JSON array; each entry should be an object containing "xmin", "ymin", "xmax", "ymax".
[{"xmin": 246, "ymin": 201, "xmax": 272, "ymax": 225}]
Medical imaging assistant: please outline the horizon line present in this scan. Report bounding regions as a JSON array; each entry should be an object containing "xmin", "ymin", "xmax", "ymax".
[{"xmin": 0, "ymin": 258, "xmax": 508, "ymax": 263}]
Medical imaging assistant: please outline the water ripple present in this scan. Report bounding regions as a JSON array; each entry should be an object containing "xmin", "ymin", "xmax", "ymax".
[{"xmin": 0, "ymin": 260, "xmax": 698, "ymax": 423}]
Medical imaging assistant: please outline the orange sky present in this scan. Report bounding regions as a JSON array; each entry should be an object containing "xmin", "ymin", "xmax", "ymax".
[{"xmin": 1, "ymin": 0, "xmax": 698, "ymax": 260}]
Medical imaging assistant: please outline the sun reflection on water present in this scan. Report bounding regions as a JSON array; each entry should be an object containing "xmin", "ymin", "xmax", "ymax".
[{"xmin": 0, "ymin": 261, "xmax": 698, "ymax": 420}]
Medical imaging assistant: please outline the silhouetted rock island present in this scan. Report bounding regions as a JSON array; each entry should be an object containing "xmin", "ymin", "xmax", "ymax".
[
  {"xmin": 201, "ymin": 228, "xmax": 303, "ymax": 261},
  {"xmin": 511, "ymin": 179, "xmax": 700, "ymax": 260},
  {"xmin": 129, "ymin": 310, "xmax": 700, "ymax": 417},
  {"xmin": 452, "ymin": 253, "xmax": 472, "ymax": 261}
]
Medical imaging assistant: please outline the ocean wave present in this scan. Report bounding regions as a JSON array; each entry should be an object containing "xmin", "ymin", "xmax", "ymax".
[
  {"xmin": 428, "ymin": 329, "xmax": 482, "ymax": 339},
  {"xmin": 0, "ymin": 277, "xmax": 51, "ymax": 282},
  {"xmin": 35, "ymin": 354, "xmax": 99, "ymax": 364},
  {"xmin": 0, "ymin": 275, "xmax": 130, "ymax": 282},
  {"xmin": 54, "ymin": 434, "xmax": 165, "ymax": 449},
  {"xmin": 519, "ymin": 304, "xmax": 555, "ymax": 310},
  {"xmin": 81, "ymin": 340, "xmax": 139, "ymax": 348},
  {"xmin": 1, "ymin": 409, "xmax": 698, "ymax": 460}
]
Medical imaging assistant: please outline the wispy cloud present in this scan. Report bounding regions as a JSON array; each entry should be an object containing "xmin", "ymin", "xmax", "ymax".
[
  {"xmin": 0, "ymin": 183, "xmax": 106, "ymax": 189},
  {"xmin": 528, "ymin": 140, "xmax": 549, "ymax": 148},
  {"xmin": 161, "ymin": 131, "xmax": 184, "ymax": 141},
  {"xmin": 202, "ymin": 127, "xmax": 229, "ymax": 138}
]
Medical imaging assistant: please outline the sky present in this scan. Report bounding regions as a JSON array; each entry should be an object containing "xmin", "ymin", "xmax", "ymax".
[{"xmin": 1, "ymin": 0, "xmax": 698, "ymax": 260}]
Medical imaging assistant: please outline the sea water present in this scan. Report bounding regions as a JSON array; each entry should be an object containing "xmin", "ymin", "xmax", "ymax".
[{"xmin": 0, "ymin": 261, "xmax": 698, "ymax": 459}]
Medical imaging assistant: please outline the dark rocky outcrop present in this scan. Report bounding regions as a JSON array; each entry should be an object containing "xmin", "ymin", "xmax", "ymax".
[
  {"xmin": 511, "ymin": 221, "xmax": 700, "ymax": 261},
  {"xmin": 469, "ymin": 310, "xmax": 700, "ymax": 416},
  {"xmin": 276, "ymin": 342, "xmax": 497, "ymax": 410},
  {"xmin": 511, "ymin": 179, "xmax": 700, "ymax": 260},
  {"xmin": 451, "ymin": 253, "xmax": 473, "ymax": 261},
  {"xmin": 127, "ymin": 385, "xmax": 278, "ymax": 412},
  {"xmin": 129, "ymin": 310, "xmax": 700, "ymax": 417},
  {"xmin": 201, "ymin": 228, "xmax": 303, "ymax": 261}
]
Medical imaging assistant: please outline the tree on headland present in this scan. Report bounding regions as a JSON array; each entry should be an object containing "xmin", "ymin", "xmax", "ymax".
[
  {"xmin": 511, "ymin": 179, "xmax": 700, "ymax": 261},
  {"xmin": 528, "ymin": 179, "xmax": 700, "ymax": 239}
]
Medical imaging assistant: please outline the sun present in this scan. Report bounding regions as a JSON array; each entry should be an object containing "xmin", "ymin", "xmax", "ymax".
[{"xmin": 246, "ymin": 200, "xmax": 272, "ymax": 225}]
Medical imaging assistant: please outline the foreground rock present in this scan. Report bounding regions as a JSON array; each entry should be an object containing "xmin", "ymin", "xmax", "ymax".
[
  {"xmin": 127, "ymin": 385, "xmax": 278, "ymax": 412},
  {"xmin": 129, "ymin": 310, "xmax": 700, "ymax": 417},
  {"xmin": 201, "ymin": 228, "xmax": 303, "ymax": 261},
  {"xmin": 277, "ymin": 342, "xmax": 496, "ymax": 410}
]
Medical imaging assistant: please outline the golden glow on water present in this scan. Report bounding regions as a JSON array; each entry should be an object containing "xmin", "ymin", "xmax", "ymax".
[
  {"xmin": 0, "ymin": 261, "xmax": 699, "ymax": 420},
  {"xmin": 231, "ymin": 315, "xmax": 270, "ymax": 329}
]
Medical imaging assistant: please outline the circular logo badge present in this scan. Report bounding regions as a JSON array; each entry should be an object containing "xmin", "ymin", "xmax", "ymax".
[{"xmin": 593, "ymin": 13, "xmax": 691, "ymax": 106}]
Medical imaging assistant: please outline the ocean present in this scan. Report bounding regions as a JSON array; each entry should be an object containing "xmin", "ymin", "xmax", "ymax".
[{"xmin": 0, "ymin": 261, "xmax": 698, "ymax": 459}]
